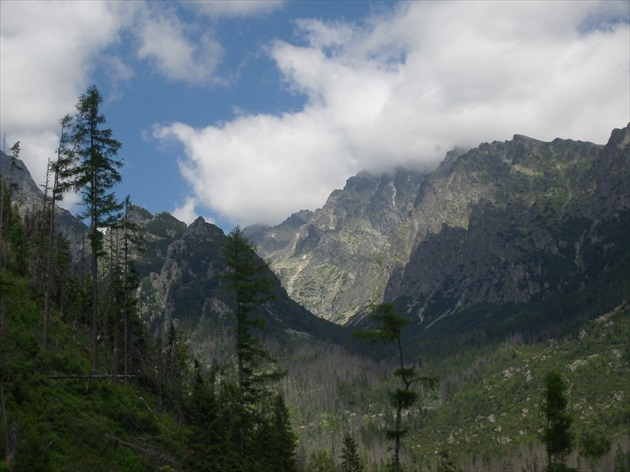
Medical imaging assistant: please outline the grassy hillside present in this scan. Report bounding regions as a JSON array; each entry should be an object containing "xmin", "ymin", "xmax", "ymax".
[
  {"xmin": 273, "ymin": 302, "xmax": 630, "ymax": 471},
  {"xmin": 411, "ymin": 302, "xmax": 630, "ymax": 471},
  {"xmin": 1, "ymin": 272, "xmax": 186, "ymax": 471},
  {"xmin": 1, "ymin": 194, "xmax": 628, "ymax": 471}
]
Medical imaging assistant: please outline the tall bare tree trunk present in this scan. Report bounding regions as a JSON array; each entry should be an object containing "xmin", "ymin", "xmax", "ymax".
[
  {"xmin": 43, "ymin": 160, "xmax": 56, "ymax": 350},
  {"xmin": 91, "ymin": 201, "xmax": 98, "ymax": 373}
]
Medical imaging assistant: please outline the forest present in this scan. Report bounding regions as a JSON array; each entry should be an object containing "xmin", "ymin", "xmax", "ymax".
[{"xmin": 1, "ymin": 86, "xmax": 629, "ymax": 471}]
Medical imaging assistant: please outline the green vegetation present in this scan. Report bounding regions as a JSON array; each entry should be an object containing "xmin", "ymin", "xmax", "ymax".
[
  {"xmin": 1, "ymin": 119, "xmax": 628, "ymax": 471},
  {"xmin": 354, "ymin": 303, "xmax": 437, "ymax": 472},
  {"xmin": 341, "ymin": 432, "xmax": 364, "ymax": 472},
  {"xmin": 542, "ymin": 371, "xmax": 575, "ymax": 472},
  {"xmin": 1, "ymin": 194, "xmax": 298, "ymax": 472},
  {"xmin": 0, "ymin": 94, "xmax": 298, "ymax": 470},
  {"xmin": 67, "ymin": 85, "xmax": 124, "ymax": 373}
]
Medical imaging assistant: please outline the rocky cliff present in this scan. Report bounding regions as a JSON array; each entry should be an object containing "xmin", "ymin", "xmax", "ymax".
[
  {"xmin": 0, "ymin": 154, "xmax": 344, "ymax": 349},
  {"xmin": 4, "ymin": 124, "xmax": 628, "ymax": 340},
  {"xmin": 124, "ymin": 212, "xmax": 346, "ymax": 354},
  {"xmin": 0, "ymin": 149, "xmax": 87, "ymax": 255},
  {"xmin": 246, "ymin": 125, "xmax": 630, "ymax": 326}
]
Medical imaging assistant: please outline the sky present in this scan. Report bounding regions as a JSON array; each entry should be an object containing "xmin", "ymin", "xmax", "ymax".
[{"xmin": 1, "ymin": 1, "xmax": 629, "ymax": 231}]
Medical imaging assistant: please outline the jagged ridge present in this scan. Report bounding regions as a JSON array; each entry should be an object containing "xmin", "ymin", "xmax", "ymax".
[{"xmin": 246, "ymin": 125, "xmax": 630, "ymax": 327}]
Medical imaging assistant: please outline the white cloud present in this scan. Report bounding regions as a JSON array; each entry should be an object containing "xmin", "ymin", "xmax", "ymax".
[
  {"xmin": 2, "ymin": 1, "xmax": 628, "ymax": 230},
  {"xmin": 157, "ymin": 1, "xmax": 629, "ymax": 227},
  {"xmin": 154, "ymin": 111, "xmax": 349, "ymax": 225},
  {"xmin": 135, "ymin": 5, "xmax": 223, "ymax": 85},
  {"xmin": 0, "ymin": 0, "xmax": 224, "ymax": 214},
  {"xmin": 186, "ymin": 0, "xmax": 284, "ymax": 18},
  {"xmin": 0, "ymin": 0, "xmax": 133, "ymax": 210},
  {"xmin": 172, "ymin": 196, "xmax": 200, "ymax": 225}
]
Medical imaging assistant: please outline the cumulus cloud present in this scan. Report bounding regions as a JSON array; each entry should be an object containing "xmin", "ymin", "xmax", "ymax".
[
  {"xmin": 0, "ymin": 1, "xmax": 129, "ymax": 189},
  {"xmin": 2, "ymin": 1, "xmax": 628, "ymax": 229},
  {"xmin": 172, "ymin": 196, "xmax": 201, "ymax": 225},
  {"xmin": 0, "ymin": 1, "xmax": 226, "ymax": 211},
  {"xmin": 135, "ymin": 5, "xmax": 224, "ymax": 85},
  {"xmin": 154, "ymin": 110, "xmax": 349, "ymax": 225},
  {"xmin": 187, "ymin": 0, "xmax": 284, "ymax": 18},
  {"xmin": 156, "ymin": 1, "xmax": 629, "ymax": 227}
]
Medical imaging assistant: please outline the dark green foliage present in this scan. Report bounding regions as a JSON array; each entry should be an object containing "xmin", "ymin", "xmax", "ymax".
[
  {"xmin": 222, "ymin": 226, "xmax": 284, "ymax": 397},
  {"xmin": 354, "ymin": 303, "xmax": 437, "ymax": 472},
  {"xmin": 542, "ymin": 371, "xmax": 574, "ymax": 472},
  {"xmin": 3, "ymin": 124, "xmax": 629, "ymax": 471},
  {"xmin": 436, "ymin": 447, "xmax": 462, "ymax": 472},
  {"xmin": 68, "ymin": 84, "xmax": 123, "ymax": 373},
  {"xmin": 0, "ymin": 268, "xmax": 179, "ymax": 470},
  {"xmin": 340, "ymin": 432, "xmax": 363, "ymax": 472},
  {"xmin": 255, "ymin": 393, "xmax": 299, "ymax": 472},
  {"xmin": 579, "ymin": 431, "xmax": 611, "ymax": 470},
  {"xmin": 306, "ymin": 450, "xmax": 336, "ymax": 472},
  {"xmin": 184, "ymin": 363, "xmax": 298, "ymax": 471},
  {"xmin": 6, "ymin": 206, "xmax": 28, "ymax": 274},
  {"xmin": 70, "ymin": 85, "xmax": 123, "ymax": 230},
  {"xmin": 185, "ymin": 364, "xmax": 234, "ymax": 470},
  {"xmin": 0, "ymin": 201, "xmax": 307, "ymax": 471}
]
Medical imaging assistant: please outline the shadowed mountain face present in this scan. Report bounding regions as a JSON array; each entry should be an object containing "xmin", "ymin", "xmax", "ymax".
[
  {"xmin": 133, "ymin": 214, "xmax": 344, "ymax": 341},
  {"xmin": 3, "ymin": 124, "xmax": 628, "ymax": 344},
  {"xmin": 246, "ymin": 124, "xmax": 630, "ymax": 331},
  {"xmin": 0, "ymin": 149, "xmax": 87, "ymax": 257},
  {"xmin": 0, "ymin": 152, "xmax": 345, "ymax": 350}
]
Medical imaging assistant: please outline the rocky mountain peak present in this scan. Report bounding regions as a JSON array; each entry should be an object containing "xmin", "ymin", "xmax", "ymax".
[{"xmin": 247, "ymin": 125, "xmax": 630, "ymax": 326}]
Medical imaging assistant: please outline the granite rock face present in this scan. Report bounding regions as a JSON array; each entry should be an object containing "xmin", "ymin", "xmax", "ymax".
[
  {"xmin": 3, "ymin": 124, "xmax": 628, "ymax": 335},
  {"xmin": 247, "ymin": 125, "xmax": 630, "ymax": 325},
  {"xmin": 0, "ymin": 150, "xmax": 87, "ymax": 257}
]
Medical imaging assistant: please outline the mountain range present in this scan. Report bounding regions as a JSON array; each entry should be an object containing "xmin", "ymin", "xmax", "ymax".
[
  {"xmin": 2, "ymin": 123, "xmax": 629, "ymax": 469},
  {"xmin": 246, "ymin": 124, "xmax": 630, "ymax": 339},
  {"xmin": 2, "ymin": 124, "xmax": 628, "ymax": 346}
]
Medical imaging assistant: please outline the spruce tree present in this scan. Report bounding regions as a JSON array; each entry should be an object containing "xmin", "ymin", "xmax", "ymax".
[
  {"xmin": 185, "ymin": 362, "xmax": 228, "ymax": 471},
  {"xmin": 43, "ymin": 114, "xmax": 76, "ymax": 348},
  {"xmin": 340, "ymin": 432, "xmax": 363, "ymax": 472},
  {"xmin": 354, "ymin": 303, "xmax": 436, "ymax": 472},
  {"xmin": 68, "ymin": 85, "xmax": 123, "ymax": 373},
  {"xmin": 222, "ymin": 226, "xmax": 284, "ymax": 396},
  {"xmin": 222, "ymin": 226, "xmax": 287, "ymax": 459},
  {"xmin": 542, "ymin": 371, "xmax": 575, "ymax": 472},
  {"xmin": 269, "ymin": 393, "xmax": 298, "ymax": 471}
]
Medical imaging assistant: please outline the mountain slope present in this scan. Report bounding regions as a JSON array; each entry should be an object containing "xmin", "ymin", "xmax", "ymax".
[
  {"xmin": 117, "ymin": 212, "xmax": 347, "ymax": 357},
  {"xmin": 387, "ymin": 126, "xmax": 629, "ymax": 325},
  {"xmin": 0, "ymin": 154, "xmax": 345, "ymax": 348},
  {"xmin": 246, "ymin": 125, "xmax": 630, "ymax": 328},
  {"xmin": 244, "ymin": 166, "xmax": 434, "ymax": 323},
  {"xmin": 0, "ymin": 150, "xmax": 86, "ymax": 252}
]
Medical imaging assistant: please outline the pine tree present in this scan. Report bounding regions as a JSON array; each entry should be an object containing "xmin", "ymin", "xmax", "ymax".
[
  {"xmin": 222, "ymin": 226, "xmax": 284, "ymax": 396},
  {"xmin": 354, "ymin": 303, "xmax": 436, "ymax": 472},
  {"xmin": 185, "ymin": 362, "xmax": 229, "ymax": 471},
  {"xmin": 120, "ymin": 196, "xmax": 140, "ymax": 382},
  {"xmin": 43, "ymin": 114, "xmax": 76, "ymax": 348},
  {"xmin": 340, "ymin": 432, "xmax": 363, "ymax": 472},
  {"xmin": 542, "ymin": 371, "xmax": 575, "ymax": 472},
  {"xmin": 68, "ymin": 85, "xmax": 123, "ymax": 373},
  {"xmin": 268, "ymin": 393, "xmax": 298, "ymax": 471},
  {"xmin": 222, "ymin": 226, "xmax": 288, "ymax": 461}
]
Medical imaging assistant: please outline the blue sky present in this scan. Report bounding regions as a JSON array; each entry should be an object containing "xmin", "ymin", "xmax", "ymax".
[{"xmin": 1, "ymin": 1, "xmax": 629, "ymax": 231}]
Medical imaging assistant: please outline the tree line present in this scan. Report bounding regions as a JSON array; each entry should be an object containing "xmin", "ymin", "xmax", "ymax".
[
  {"xmin": 1, "ymin": 84, "xmax": 360, "ymax": 471},
  {"xmin": 1, "ymin": 84, "xmax": 621, "ymax": 472}
]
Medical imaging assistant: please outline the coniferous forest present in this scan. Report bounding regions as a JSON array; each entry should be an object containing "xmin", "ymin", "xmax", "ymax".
[{"xmin": 1, "ymin": 86, "xmax": 629, "ymax": 471}]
